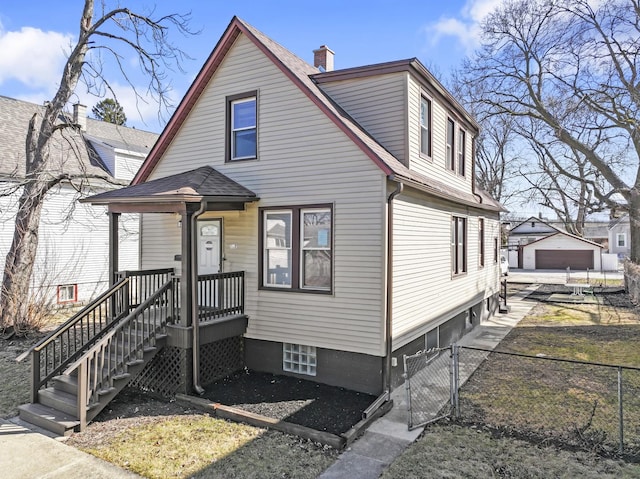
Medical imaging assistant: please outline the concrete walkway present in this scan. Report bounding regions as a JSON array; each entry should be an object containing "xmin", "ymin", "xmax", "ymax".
[
  {"xmin": 0, "ymin": 418, "xmax": 141, "ymax": 479},
  {"xmin": 318, "ymin": 284, "xmax": 540, "ymax": 479}
]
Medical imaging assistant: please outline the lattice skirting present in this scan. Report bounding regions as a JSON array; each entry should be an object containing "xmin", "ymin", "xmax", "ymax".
[
  {"xmin": 200, "ymin": 336, "xmax": 244, "ymax": 386},
  {"xmin": 130, "ymin": 336, "xmax": 244, "ymax": 397}
]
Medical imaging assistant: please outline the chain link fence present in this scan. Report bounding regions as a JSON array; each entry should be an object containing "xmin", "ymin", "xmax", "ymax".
[
  {"xmin": 403, "ymin": 348, "xmax": 452, "ymax": 429},
  {"xmin": 404, "ymin": 345, "xmax": 640, "ymax": 459}
]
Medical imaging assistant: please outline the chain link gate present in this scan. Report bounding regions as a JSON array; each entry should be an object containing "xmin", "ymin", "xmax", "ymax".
[{"xmin": 403, "ymin": 346, "xmax": 458, "ymax": 429}]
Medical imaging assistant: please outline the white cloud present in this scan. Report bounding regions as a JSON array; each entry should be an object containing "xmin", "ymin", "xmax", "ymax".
[
  {"xmin": 428, "ymin": 0, "xmax": 504, "ymax": 54},
  {"xmin": 0, "ymin": 26, "xmax": 73, "ymax": 90}
]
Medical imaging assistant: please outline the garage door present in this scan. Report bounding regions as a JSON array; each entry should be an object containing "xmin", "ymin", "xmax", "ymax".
[{"xmin": 535, "ymin": 250, "xmax": 594, "ymax": 270}]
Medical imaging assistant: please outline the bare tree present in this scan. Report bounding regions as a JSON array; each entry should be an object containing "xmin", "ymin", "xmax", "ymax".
[
  {"xmin": 449, "ymin": 71, "xmax": 523, "ymax": 206},
  {"xmin": 461, "ymin": 0, "xmax": 640, "ymax": 260},
  {"xmin": 0, "ymin": 1, "xmax": 193, "ymax": 333}
]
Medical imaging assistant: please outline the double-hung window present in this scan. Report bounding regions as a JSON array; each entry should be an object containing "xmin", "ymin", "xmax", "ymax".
[
  {"xmin": 261, "ymin": 205, "xmax": 332, "ymax": 292},
  {"xmin": 420, "ymin": 96, "xmax": 431, "ymax": 157},
  {"xmin": 451, "ymin": 216, "xmax": 467, "ymax": 275},
  {"xmin": 446, "ymin": 118, "xmax": 455, "ymax": 171},
  {"xmin": 227, "ymin": 91, "xmax": 257, "ymax": 161},
  {"xmin": 617, "ymin": 233, "xmax": 626, "ymax": 248},
  {"xmin": 458, "ymin": 129, "xmax": 466, "ymax": 176}
]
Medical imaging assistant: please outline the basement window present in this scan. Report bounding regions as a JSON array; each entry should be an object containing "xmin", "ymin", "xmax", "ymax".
[
  {"xmin": 283, "ymin": 343, "xmax": 317, "ymax": 376},
  {"xmin": 57, "ymin": 284, "xmax": 78, "ymax": 304}
]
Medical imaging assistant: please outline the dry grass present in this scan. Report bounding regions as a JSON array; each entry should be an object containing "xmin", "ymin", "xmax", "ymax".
[
  {"xmin": 460, "ymin": 298, "xmax": 640, "ymax": 458},
  {"xmin": 74, "ymin": 414, "xmax": 337, "ymax": 479},
  {"xmin": 381, "ymin": 423, "xmax": 640, "ymax": 479}
]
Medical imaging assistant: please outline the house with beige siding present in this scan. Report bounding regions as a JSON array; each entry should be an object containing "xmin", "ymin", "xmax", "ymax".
[{"xmin": 18, "ymin": 17, "xmax": 504, "ymax": 434}]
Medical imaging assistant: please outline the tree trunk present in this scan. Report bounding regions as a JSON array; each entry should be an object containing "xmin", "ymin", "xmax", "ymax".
[
  {"xmin": 629, "ymin": 189, "xmax": 640, "ymax": 264},
  {"xmin": 0, "ymin": 180, "xmax": 48, "ymax": 331}
]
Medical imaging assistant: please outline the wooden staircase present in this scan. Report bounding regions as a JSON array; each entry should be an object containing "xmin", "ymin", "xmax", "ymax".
[{"xmin": 17, "ymin": 269, "xmax": 175, "ymax": 435}]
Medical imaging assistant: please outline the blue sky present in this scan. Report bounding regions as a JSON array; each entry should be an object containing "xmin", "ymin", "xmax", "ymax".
[{"xmin": 0, "ymin": 0, "xmax": 501, "ymax": 132}]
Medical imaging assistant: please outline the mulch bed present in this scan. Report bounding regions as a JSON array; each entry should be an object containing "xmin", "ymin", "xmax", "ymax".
[{"xmin": 200, "ymin": 370, "xmax": 376, "ymax": 436}]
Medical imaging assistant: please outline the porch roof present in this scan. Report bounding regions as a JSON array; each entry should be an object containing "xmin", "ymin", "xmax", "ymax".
[{"xmin": 81, "ymin": 166, "xmax": 258, "ymax": 213}]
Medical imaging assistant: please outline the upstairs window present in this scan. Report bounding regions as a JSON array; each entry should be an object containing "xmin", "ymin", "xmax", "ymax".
[
  {"xmin": 451, "ymin": 216, "xmax": 467, "ymax": 275},
  {"xmin": 446, "ymin": 118, "xmax": 455, "ymax": 171},
  {"xmin": 617, "ymin": 233, "xmax": 626, "ymax": 247},
  {"xmin": 420, "ymin": 96, "xmax": 432, "ymax": 157},
  {"xmin": 227, "ymin": 91, "xmax": 257, "ymax": 161},
  {"xmin": 458, "ymin": 129, "xmax": 466, "ymax": 176}
]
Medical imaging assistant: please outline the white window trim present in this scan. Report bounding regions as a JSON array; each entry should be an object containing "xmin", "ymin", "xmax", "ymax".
[{"xmin": 617, "ymin": 232, "xmax": 627, "ymax": 247}]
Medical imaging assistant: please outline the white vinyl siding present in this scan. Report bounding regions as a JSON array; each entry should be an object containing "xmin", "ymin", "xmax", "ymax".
[
  {"xmin": 316, "ymin": 72, "xmax": 408, "ymax": 165},
  {"xmin": 0, "ymin": 183, "xmax": 139, "ymax": 305},
  {"xmin": 407, "ymin": 76, "xmax": 473, "ymax": 191},
  {"xmin": 391, "ymin": 189, "xmax": 501, "ymax": 348},
  {"xmin": 144, "ymin": 34, "xmax": 387, "ymax": 356}
]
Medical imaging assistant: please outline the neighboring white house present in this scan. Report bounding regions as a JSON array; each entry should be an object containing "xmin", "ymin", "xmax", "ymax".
[
  {"xmin": 608, "ymin": 214, "xmax": 631, "ymax": 258},
  {"xmin": 507, "ymin": 216, "xmax": 604, "ymax": 270},
  {"xmin": 86, "ymin": 17, "xmax": 504, "ymax": 395},
  {"xmin": 0, "ymin": 96, "xmax": 158, "ymax": 306}
]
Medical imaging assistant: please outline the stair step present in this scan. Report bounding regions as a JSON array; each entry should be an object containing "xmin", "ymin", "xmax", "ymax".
[
  {"xmin": 38, "ymin": 388, "xmax": 79, "ymax": 417},
  {"xmin": 18, "ymin": 403, "xmax": 80, "ymax": 436}
]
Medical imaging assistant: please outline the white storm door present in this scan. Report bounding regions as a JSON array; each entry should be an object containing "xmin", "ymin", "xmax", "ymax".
[
  {"xmin": 197, "ymin": 219, "xmax": 222, "ymax": 309},
  {"xmin": 198, "ymin": 220, "xmax": 222, "ymax": 275}
]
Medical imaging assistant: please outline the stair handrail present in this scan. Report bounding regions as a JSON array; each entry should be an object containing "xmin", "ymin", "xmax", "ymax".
[
  {"xmin": 17, "ymin": 277, "xmax": 131, "ymax": 364},
  {"xmin": 66, "ymin": 278, "xmax": 174, "ymax": 428},
  {"xmin": 20, "ymin": 277, "xmax": 133, "ymax": 403}
]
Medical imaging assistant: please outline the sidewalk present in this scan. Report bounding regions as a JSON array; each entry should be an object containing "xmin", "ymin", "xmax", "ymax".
[
  {"xmin": 318, "ymin": 284, "xmax": 541, "ymax": 479},
  {"xmin": 0, "ymin": 418, "xmax": 140, "ymax": 479}
]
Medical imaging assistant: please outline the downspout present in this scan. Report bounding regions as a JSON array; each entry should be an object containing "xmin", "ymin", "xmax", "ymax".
[
  {"xmin": 191, "ymin": 200, "xmax": 209, "ymax": 395},
  {"xmin": 384, "ymin": 181, "xmax": 403, "ymax": 396}
]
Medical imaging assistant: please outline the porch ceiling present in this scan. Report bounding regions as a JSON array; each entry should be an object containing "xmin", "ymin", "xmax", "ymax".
[{"xmin": 81, "ymin": 166, "xmax": 258, "ymax": 213}]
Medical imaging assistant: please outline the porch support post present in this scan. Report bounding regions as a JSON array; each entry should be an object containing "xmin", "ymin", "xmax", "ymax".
[
  {"xmin": 108, "ymin": 211, "xmax": 120, "ymax": 286},
  {"xmin": 180, "ymin": 210, "xmax": 193, "ymax": 327}
]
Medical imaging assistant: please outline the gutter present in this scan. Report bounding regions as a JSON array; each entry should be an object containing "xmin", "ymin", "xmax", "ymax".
[
  {"xmin": 383, "ymin": 181, "xmax": 404, "ymax": 396},
  {"xmin": 191, "ymin": 200, "xmax": 209, "ymax": 395}
]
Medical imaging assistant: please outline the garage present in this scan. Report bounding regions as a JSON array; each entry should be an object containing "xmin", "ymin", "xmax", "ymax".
[
  {"xmin": 535, "ymin": 249, "xmax": 594, "ymax": 270},
  {"xmin": 520, "ymin": 232, "xmax": 602, "ymax": 270}
]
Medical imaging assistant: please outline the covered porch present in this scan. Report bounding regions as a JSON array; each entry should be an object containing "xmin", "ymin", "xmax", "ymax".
[{"xmin": 83, "ymin": 165, "xmax": 259, "ymax": 393}]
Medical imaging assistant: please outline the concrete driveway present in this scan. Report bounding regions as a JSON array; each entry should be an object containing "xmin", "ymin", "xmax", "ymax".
[{"xmin": 507, "ymin": 269, "xmax": 623, "ymax": 285}]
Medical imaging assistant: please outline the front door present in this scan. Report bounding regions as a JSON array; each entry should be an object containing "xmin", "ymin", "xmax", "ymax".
[
  {"xmin": 198, "ymin": 219, "xmax": 222, "ymax": 275},
  {"xmin": 198, "ymin": 219, "xmax": 222, "ymax": 309}
]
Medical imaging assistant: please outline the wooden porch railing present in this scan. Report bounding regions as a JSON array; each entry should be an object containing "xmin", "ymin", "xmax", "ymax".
[
  {"xmin": 66, "ymin": 278, "xmax": 174, "ymax": 428},
  {"xmin": 116, "ymin": 268, "xmax": 174, "ymax": 310},
  {"xmin": 173, "ymin": 271, "xmax": 245, "ymax": 321},
  {"xmin": 19, "ymin": 268, "xmax": 173, "ymax": 403}
]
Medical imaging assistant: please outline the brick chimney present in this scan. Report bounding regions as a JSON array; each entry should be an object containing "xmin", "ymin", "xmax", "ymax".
[
  {"xmin": 313, "ymin": 45, "xmax": 334, "ymax": 72},
  {"xmin": 73, "ymin": 103, "xmax": 87, "ymax": 131}
]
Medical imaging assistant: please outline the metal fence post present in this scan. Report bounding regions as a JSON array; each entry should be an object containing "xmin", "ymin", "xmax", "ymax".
[
  {"xmin": 403, "ymin": 354, "xmax": 413, "ymax": 429},
  {"xmin": 618, "ymin": 366, "xmax": 624, "ymax": 455},
  {"xmin": 450, "ymin": 344, "xmax": 460, "ymax": 418}
]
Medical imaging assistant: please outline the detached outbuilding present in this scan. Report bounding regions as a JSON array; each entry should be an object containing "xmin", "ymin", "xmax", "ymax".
[
  {"xmin": 508, "ymin": 216, "xmax": 603, "ymax": 270},
  {"xmin": 521, "ymin": 232, "xmax": 603, "ymax": 270}
]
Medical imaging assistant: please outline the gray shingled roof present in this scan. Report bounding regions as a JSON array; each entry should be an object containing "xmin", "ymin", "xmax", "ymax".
[
  {"xmin": 133, "ymin": 17, "xmax": 504, "ymax": 213},
  {"xmin": 0, "ymin": 95, "xmax": 158, "ymax": 180},
  {"xmin": 85, "ymin": 166, "xmax": 257, "ymax": 204}
]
